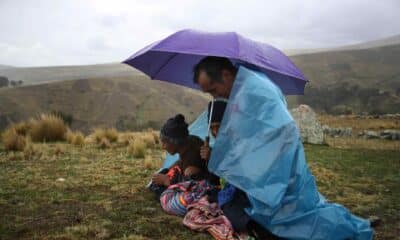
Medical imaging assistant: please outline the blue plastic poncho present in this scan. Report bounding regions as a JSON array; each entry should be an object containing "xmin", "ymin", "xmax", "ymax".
[{"xmin": 163, "ymin": 66, "xmax": 372, "ymax": 239}]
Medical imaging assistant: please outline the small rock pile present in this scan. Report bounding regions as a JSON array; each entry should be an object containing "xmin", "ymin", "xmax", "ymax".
[{"xmin": 358, "ymin": 130, "xmax": 400, "ymax": 140}]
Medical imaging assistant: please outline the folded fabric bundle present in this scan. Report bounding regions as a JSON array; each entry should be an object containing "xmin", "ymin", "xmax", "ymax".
[
  {"xmin": 160, "ymin": 180, "xmax": 213, "ymax": 216},
  {"xmin": 183, "ymin": 196, "xmax": 236, "ymax": 240},
  {"xmin": 183, "ymin": 197, "xmax": 251, "ymax": 240}
]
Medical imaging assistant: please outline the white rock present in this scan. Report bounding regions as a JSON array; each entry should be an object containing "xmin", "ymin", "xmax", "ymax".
[{"xmin": 290, "ymin": 105, "xmax": 325, "ymax": 144}]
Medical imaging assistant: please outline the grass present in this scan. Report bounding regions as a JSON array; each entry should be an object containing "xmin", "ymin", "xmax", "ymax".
[
  {"xmin": 0, "ymin": 138, "xmax": 398, "ymax": 239},
  {"xmin": 66, "ymin": 131, "xmax": 85, "ymax": 146},
  {"xmin": 1, "ymin": 128, "xmax": 26, "ymax": 151},
  {"xmin": 318, "ymin": 114, "xmax": 400, "ymax": 134},
  {"xmin": 29, "ymin": 114, "xmax": 68, "ymax": 142}
]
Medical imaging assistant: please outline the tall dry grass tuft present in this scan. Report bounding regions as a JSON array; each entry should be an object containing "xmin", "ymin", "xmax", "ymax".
[
  {"xmin": 141, "ymin": 133, "xmax": 156, "ymax": 149},
  {"xmin": 23, "ymin": 141, "xmax": 42, "ymax": 160},
  {"xmin": 117, "ymin": 132, "xmax": 136, "ymax": 146},
  {"xmin": 12, "ymin": 122, "xmax": 32, "ymax": 136},
  {"xmin": 92, "ymin": 128, "xmax": 119, "ymax": 143},
  {"xmin": 127, "ymin": 139, "xmax": 146, "ymax": 158},
  {"xmin": 66, "ymin": 130, "xmax": 85, "ymax": 146},
  {"xmin": 2, "ymin": 127, "xmax": 26, "ymax": 151},
  {"xmin": 99, "ymin": 137, "xmax": 111, "ymax": 149},
  {"xmin": 29, "ymin": 114, "xmax": 68, "ymax": 142},
  {"xmin": 143, "ymin": 155, "xmax": 162, "ymax": 170},
  {"xmin": 151, "ymin": 131, "xmax": 160, "ymax": 145}
]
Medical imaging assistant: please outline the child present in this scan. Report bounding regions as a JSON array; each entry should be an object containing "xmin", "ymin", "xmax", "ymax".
[{"xmin": 150, "ymin": 114, "xmax": 208, "ymax": 196}]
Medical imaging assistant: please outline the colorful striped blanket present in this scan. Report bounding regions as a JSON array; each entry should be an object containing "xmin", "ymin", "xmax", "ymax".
[{"xmin": 160, "ymin": 180, "xmax": 213, "ymax": 216}]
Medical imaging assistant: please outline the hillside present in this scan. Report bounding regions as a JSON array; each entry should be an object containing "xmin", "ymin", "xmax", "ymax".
[
  {"xmin": 0, "ymin": 75, "xmax": 210, "ymax": 132},
  {"xmin": 0, "ymin": 64, "xmax": 13, "ymax": 70},
  {"xmin": 285, "ymin": 34, "xmax": 400, "ymax": 56},
  {"xmin": 0, "ymin": 63, "xmax": 139, "ymax": 86},
  {"xmin": 288, "ymin": 44, "xmax": 400, "ymax": 114}
]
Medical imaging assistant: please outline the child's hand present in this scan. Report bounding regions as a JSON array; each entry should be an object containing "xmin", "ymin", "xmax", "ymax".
[
  {"xmin": 200, "ymin": 144, "xmax": 211, "ymax": 162},
  {"xmin": 152, "ymin": 173, "xmax": 170, "ymax": 186}
]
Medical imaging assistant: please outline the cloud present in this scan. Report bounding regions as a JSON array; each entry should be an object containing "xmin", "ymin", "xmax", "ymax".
[{"xmin": 0, "ymin": 0, "xmax": 399, "ymax": 66}]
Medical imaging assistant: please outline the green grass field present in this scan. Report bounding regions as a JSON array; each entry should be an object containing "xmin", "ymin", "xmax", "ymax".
[{"xmin": 0, "ymin": 141, "xmax": 399, "ymax": 239}]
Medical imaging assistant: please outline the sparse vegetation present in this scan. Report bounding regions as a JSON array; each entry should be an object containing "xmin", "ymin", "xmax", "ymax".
[
  {"xmin": 128, "ymin": 139, "xmax": 146, "ymax": 158},
  {"xmin": 28, "ymin": 113, "xmax": 68, "ymax": 142},
  {"xmin": 318, "ymin": 114, "xmax": 400, "ymax": 135},
  {"xmin": 92, "ymin": 128, "xmax": 119, "ymax": 144},
  {"xmin": 1, "ymin": 127, "xmax": 26, "ymax": 151},
  {"xmin": 0, "ymin": 139, "xmax": 398, "ymax": 239},
  {"xmin": 66, "ymin": 130, "xmax": 85, "ymax": 146},
  {"xmin": 0, "ymin": 76, "xmax": 9, "ymax": 88},
  {"xmin": 99, "ymin": 137, "xmax": 112, "ymax": 149}
]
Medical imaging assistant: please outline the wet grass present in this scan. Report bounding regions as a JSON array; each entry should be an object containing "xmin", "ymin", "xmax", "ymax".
[{"xmin": 0, "ymin": 141, "xmax": 399, "ymax": 239}]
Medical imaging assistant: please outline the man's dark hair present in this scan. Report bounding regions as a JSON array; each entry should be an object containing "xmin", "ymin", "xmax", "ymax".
[{"xmin": 193, "ymin": 56, "xmax": 237, "ymax": 84}]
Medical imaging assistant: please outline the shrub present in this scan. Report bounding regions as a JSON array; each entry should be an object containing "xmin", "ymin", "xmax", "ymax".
[
  {"xmin": 144, "ymin": 155, "xmax": 162, "ymax": 170},
  {"xmin": 99, "ymin": 138, "xmax": 111, "ymax": 149},
  {"xmin": 127, "ymin": 139, "xmax": 146, "ymax": 158},
  {"xmin": 12, "ymin": 122, "xmax": 31, "ymax": 136},
  {"xmin": 117, "ymin": 132, "xmax": 136, "ymax": 146},
  {"xmin": 2, "ymin": 127, "xmax": 26, "ymax": 151},
  {"xmin": 23, "ymin": 141, "xmax": 42, "ymax": 160},
  {"xmin": 92, "ymin": 128, "xmax": 119, "ymax": 143},
  {"xmin": 51, "ymin": 110, "xmax": 73, "ymax": 126},
  {"xmin": 29, "ymin": 114, "xmax": 68, "ymax": 142},
  {"xmin": 150, "ymin": 131, "xmax": 160, "ymax": 145},
  {"xmin": 141, "ymin": 133, "xmax": 156, "ymax": 149},
  {"xmin": 66, "ymin": 131, "xmax": 85, "ymax": 146}
]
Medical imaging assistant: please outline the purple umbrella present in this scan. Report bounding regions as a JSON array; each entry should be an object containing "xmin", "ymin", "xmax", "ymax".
[{"xmin": 123, "ymin": 29, "xmax": 307, "ymax": 94}]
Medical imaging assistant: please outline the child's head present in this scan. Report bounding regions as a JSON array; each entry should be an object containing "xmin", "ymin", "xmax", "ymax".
[
  {"xmin": 160, "ymin": 114, "xmax": 189, "ymax": 155},
  {"xmin": 207, "ymin": 100, "xmax": 227, "ymax": 138}
]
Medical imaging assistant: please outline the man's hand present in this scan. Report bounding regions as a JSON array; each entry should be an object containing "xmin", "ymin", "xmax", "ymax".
[
  {"xmin": 200, "ymin": 143, "xmax": 211, "ymax": 163},
  {"xmin": 152, "ymin": 173, "xmax": 170, "ymax": 187}
]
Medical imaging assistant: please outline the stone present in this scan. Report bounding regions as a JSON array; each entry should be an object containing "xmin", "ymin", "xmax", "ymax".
[{"xmin": 290, "ymin": 105, "xmax": 325, "ymax": 144}]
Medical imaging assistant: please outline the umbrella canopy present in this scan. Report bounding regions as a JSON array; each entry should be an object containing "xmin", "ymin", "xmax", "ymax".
[{"xmin": 123, "ymin": 29, "xmax": 307, "ymax": 95}]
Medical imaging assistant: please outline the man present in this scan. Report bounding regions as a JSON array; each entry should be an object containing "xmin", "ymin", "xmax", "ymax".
[
  {"xmin": 192, "ymin": 56, "xmax": 373, "ymax": 240},
  {"xmin": 193, "ymin": 56, "xmax": 237, "ymax": 99}
]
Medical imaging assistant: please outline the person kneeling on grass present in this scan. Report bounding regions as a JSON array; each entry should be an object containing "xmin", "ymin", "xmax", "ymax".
[
  {"xmin": 201, "ymin": 99, "xmax": 282, "ymax": 240},
  {"xmin": 149, "ymin": 114, "xmax": 212, "ymax": 197}
]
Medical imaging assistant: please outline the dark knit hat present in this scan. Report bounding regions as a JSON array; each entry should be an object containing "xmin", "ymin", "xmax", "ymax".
[
  {"xmin": 160, "ymin": 114, "xmax": 189, "ymax": 145},
  {"xmin": 208, "ymin": 99, "xmax": 227, "ymax": 124}
]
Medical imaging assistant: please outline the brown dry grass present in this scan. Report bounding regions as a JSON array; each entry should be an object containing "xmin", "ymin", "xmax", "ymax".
[
  {"xmin": 143, "ymin": 155, "xmax": 162, "ymax": 170},
  {"xmin": 28, "ymin": 114, "xmax": 68, "ymax": 142},
  {"xmin": 318, "ymin": 115, "xmax": 400, "ymax": 134},
  {"xmin": 326, "ymin": 137, "xmax": 400, "ymax": 150},
  {"xmin": 66, "ymin": 130, "xmax": 85, "ymax": 146},
  {"xmin": 92, "ymin": 128, "xmax": 119, "ymax": 143},
  {"xmin": 12, "ymin": 121, "xmax": 32, "ymax": 136},
  {"xmin": 117, "ymin": 132, "xmax": 136, "ymax": 146},
  {"xmin": 2, "ymin": 127, "xmax": 27, "ymax": 151},
  {"xmin": 127, "ymin": 139, "xmax": 146, "ymax": 158},
  {"xmin": 99, "ymin": 137, "xmax": 112, "ymax": 149}
]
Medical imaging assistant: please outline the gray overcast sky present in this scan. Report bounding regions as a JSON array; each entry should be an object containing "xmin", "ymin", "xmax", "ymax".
[{"xmin": 1, "ymin": 0, "xmax": 399, "ymax": 67}]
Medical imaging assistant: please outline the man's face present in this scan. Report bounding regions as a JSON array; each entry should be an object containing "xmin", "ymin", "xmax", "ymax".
[
  {"xmin": 210, "ymin": 123, "xmax": 220, "ymax": 138},
  {"xmin": 197, "ymin": 70, "xmax": 234, "ymax": 98}
]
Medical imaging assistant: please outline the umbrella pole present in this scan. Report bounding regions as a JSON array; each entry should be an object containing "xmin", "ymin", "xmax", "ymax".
[{"xmin": 206, "ymin": 100, "xmax": 214, "ymax": 144}]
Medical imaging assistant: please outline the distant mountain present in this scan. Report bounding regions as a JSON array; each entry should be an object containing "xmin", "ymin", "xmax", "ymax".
[
  {"xmin": 285, "ymin": 34, "xmax": 400, "ymax": 56},
  {"xmin": 0, "ymin": 75, "xmax": 210, "ymax": 132},
  {"xmin": 0, "ymin": 63, "xmax": 141, "ymax": 86},
  {"xmin": 0, "ymin": 64, "xmax": 14, "ymax": 70},
  {"xmin": 288, "ymin": 43, "xmax": 400, "ymax": 114}
]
